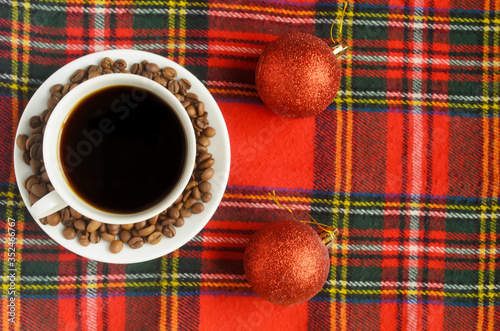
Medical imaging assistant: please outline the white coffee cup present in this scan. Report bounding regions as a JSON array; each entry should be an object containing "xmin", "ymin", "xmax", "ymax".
[{"xmin": 30, "ymin": 74, "xmax": 196, "ymax": 224}]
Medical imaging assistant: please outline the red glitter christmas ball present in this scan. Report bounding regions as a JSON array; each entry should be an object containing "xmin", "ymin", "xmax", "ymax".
[
  {"xmin": 243, "ymin": 219, "xmax": 330, "ymax": 306},
  {"xmin": 255, "ymin": 32, "xmax": 342, "ymax": 118}
]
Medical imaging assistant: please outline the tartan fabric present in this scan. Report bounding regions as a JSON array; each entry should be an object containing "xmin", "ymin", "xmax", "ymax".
[{"xmin": 1, "ymin": 0, "xmax": 499, "ymax": 330}]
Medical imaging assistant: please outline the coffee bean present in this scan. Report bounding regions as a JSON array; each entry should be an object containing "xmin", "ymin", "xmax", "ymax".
[
  {"xmin": 167, "ymin": 207, "xmax": 180, "ymax": 219},
  {"xmin": 22, "ymin": 150, "xmax": 31, "ymax": 165},
  {"xmin": 146, "ymin": 63, "xmax": 160, "ymax": 73},
  {"xmin": 141, "ymin": 60, "xmax": 149, "ymax": 66},
  {"xmin": 62, "ymin": 83, "xmax": 71, "ymax": 96},
  {"xmin": 30, "ymin": 125, "xmax": 44, "ymax": 135},
  {"xmin": 186, "ymin": 92, "xmax": 199, "ymax": 104},
  {"xmin": 26, "ymin": 134, "xmax": 42, "ymax": 150},
  {"xmin": 44, "ymin": 109, "xmax": 53, "ymax": 123},
  {"xmin": 182, "ymin": 189, "xmax": 192, "ymax": 202},
  {"xmin": 134, "ymin": 220, "xmax": 147, "ymax": 230},
  {"xmin": 131, "ymin": 63, "xmax": 143, "ymax": 75},
  {"xmin": 203, "ymin": 127, "xmax": 216, "ymax": 138},
  {"xmin": 106, "ymin": 224, "xmax": 120, "ymax": 235},
  {"xmin": 31, "ymin": 182, "xmax": 48, "ymax": 198},
  {"xmin": 60, "ymin": 208, "xmax": 72, "ymax": 226},
  {"xmin": 201, "ymin": 168, "xmax": 215, "ymax": 181},
  {"xmin": 168, "ymin": 80, "xmax": 179, "ymax": 94},
  {"xmin": 74, "ymin": 219, "xmax": 86, "ymax": 231},
  {"xmin": 79, "ymin": 236, "xmax": 90, "ymax": 247},
  {"xmin": 63, "ymin": 227, "xmax": 76, "ymax": 240},
  {"xmin": 29, "ymin": 116, "xmax": 42, "ymax": 129},
  {"xmin": 114, "ymin": 59, "xmax": 127, "ymax": 71},
  {"xmin": 47, "ymin": 184, "xmax": 55, "ymax": 192},
  {"xmin": 191, "ymin": 202, "xmax": 205, "ymax": 214},
  {"xmin": 182, "ymin": 100, "xmax": 191, "ymax": 108},
  {"xmin": 103, "ymin": 68, "xmax": 114, "ymax": 74},
  {"xmin": 174, "ymin": 218, "xmax": 184, "ymax": 227},
  {"xmin": 138, "ymin": 224, "xmax": 155, "ymax": 237},
  {"xmin": 128, "ymin": 237, "xmax": 144, "ymax": 249},
  {"xmin": 174, "ymin": 93, "xmax": 184, "ymax": 101},
  {"xmin": 24, "ymin": 175, "xmax": 39, "ymax": 191},
  {"xmin": 50, "ymin": 84, "xmax": 63, "ymax": 95},
  {"xmin": 88, "ymin": 70, "xmax": 101, "ymax": 79},
  {"xmin": 154, "ymin": 75, "xmax": 167, "ymax": 87},
  {"xmin": 121, "ymin": 223, "xmax": 134, "ymax": 230},
  {"xmin": 30, "ymin": 142, "xmax": 43, "ymax": 161},
  {"xmin": 141, "ymin": 70, "xmax": 153, "ymax": 79},
  {"xmin": 195, "ymin": 117, "xmax": 209, "ymax": 130},
  {"xmin": 101, "ymin": 232, "xmax": 116, "ymax": 242},
  {"xmin": 201, "ymin": 192, "xmax": 212, "ymax": 203},
  {"xmin": 87, "ymin": 220, "xmax": 102, "ymax": 232},
  {"xmin": 174, "ymin": 194, "xmax": 183, "ymax": 205},
  {"xmin": 160, "ymin": 217, "xmax": 176, "ymax": 226},
  {"xmin": 110, "ymin": 240, "xmax": 124, "ymax": 253},
  {"xmin": 45, "ymin": 212, "xmax": 61, "ymax": 226},
  {"xmin": 16, "ymin": 134, "xmax": 28, "ymax": 150},
  {"xmin": 184, "ymin": 197, "xmax": 197, "ymax": 209},
  {"xmin": 162, "ymin": 225, "xmax": 176, "ymax": 238},
  {"xmin": 89, "ymin": 231, "xmax": 101, "ymax": 244},
  {"xmin": 148, "ymin": 215, "xmax": 159, "ymax": 225},
  {"xmin": 179, "ymin": 78, "xmax": 192, "ymax": 90},
  {"xmin": 155, "ymin": 224, "xmax": 164, "ymax": 232},
  {"xmin": 186, "ymin": 105, "xmax": 197, "ymax": 118},
  {"xmin": 197, "ymin": 153, "xmax": 212, "ymax": 163},
  {"xmin": 119, "ymin": 230, "xmax": 132, "ymax": 244},
  {"xmin": 191, "ymin": 187, "xmax": 201, "ymax": 200},
  {"xmin": 88, "ymin": 65, "xmax": 101, "ymax": 74},
  {"xmin": 174, "ymin": 202, "xmax": 183, "ymax": 211},
  {"xmin": 41, "ymin": 171, "xmax": 50, "ymax": 182},
  {"xmin": 197, "ymin": 145, "xmax": 208, "ymax": 154},
  {"xmin": 147, "ymin": 231, "xmax": 162, "ymax": 245},
  {"xmin": 99, "ymin": 224, "xmax": 106, "ymax": 232},
  {"xmin": 69, "ymin": 206, "xmax": 83, "ymax": 219},
  {"xmin": 100, "ymin": 57, "xmax": 114, "ymax": 70},
  {"xmin": 130, "ymin": 228, "xmax": 139, "ymax": 237},
  {"xmin": 179, "ymin": 209, "xmax": 192, "ymax": 218},
  {"xmin": 70, "ymin": 69, "xmax": 85, "ymax": 83},
  {"xmin": 198, "ymin": 158, "xmax": 215, "ymax": 170},
  {"xmin": 30, "ymin": 158, "xmax": 42, "ymax": 175},
  {"xmin": 47, "ymin": 92, "xmax": 62, "ymax": 110},
  {"xmin": 197, "ymin": 101, "xmax": 205, "ymax": 116},
  {"xmin": 162, "ymin": 67, "xmax": 177, "ymax": 80}
]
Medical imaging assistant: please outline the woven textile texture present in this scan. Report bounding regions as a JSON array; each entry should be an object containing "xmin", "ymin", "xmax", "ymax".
[{"xmin": 1, "ymin": 0, "xmax": 500, "ymax": 330}]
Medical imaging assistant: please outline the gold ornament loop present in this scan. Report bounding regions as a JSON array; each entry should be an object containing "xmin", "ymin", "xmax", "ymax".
[
  {"xmin": 330, "ymin": 1, "xmax": 348, "ymax": 43},
  {"xmin": 268, "ymin": 191, "xmax": 338, "ymax": 248}
]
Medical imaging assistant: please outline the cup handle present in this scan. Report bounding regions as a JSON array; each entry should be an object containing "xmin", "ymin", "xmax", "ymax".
[{"xmin": 30, "ymin": 190, "xmax": 68, "ymax": 220}]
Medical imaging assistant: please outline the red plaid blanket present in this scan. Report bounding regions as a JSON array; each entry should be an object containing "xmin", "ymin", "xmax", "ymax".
[{"xmin": 1, "ymin": 0, "xmax": 499, "ymax": 330}]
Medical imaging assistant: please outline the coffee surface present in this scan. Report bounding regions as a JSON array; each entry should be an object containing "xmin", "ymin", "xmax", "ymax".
[{"xmin": 60, "ymin": 85, "xmax": 186, "ymax": 214}]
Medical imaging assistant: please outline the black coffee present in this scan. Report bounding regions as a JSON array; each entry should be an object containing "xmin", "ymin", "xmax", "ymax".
[{"xmin": 60, "ymin": 85, "xmax": 186, "ymax": 214}]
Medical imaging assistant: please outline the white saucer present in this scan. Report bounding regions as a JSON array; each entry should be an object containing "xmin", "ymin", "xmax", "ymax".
[{"xmin": 13, "ymin": 49, "xmax": 231, "ymax": 264}]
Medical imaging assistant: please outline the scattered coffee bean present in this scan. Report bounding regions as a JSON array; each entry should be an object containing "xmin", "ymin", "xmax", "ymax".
[
  {"xmin": 119, "ymin": 230, "xmax": 132, "ymax": 244},
  {"xmin": 69, "ymin": 206, "xmax": 83, "ymax": 219},
  {"xmin": 131, "ymin": 63, "xmax": 143, "ymax": 75},
  {"xmin": 62, "ymin": 83, "xmax": 71, "ymax": 96},
  {"xmin": 106, "ymin": 224, "xmax": 120, "ymax": 235},
  {"xmin": 88, "ymin": 70, "xmax": 101, "ymax": 79},
  {"xmin": 101, "ymin": 232, "xmax": 116, "ymax": 242},
  {"xmin": 148, "ymin": 215, "xmax": 159, "ymax": 225},
  {"xmin": 147, "ymin": 231, "xmax": 162, "ymax": 245},
  {"xmin": 198, "ymin": 158, "xmax": 214, "ymax": 169},
  {"xmin": 63, "ymin": 227, "xmax": 76, "ymax": 240},
  {"xmin": 195, "ymin": 117, "xmax": 209, "ymax": 130},
  {"xmin": 135, "ymin": 221, "xmax": 147, "ymax": 230},
  {"xmin": 110, "ymin": 240, "xmax": 124, "ymax": 253},
  {"xmin": 141, "ymin": 70, "xmax": 153, "ymax": 79},
  {"xmin": 138, "ymin": 224, "xmax": 155, "ymax": 237},
  {"xmin": 160, "ymin": 218, "xmax": 176, "ymax": 226},
  {"xmin": 179, "ymin": 78, "xmax": 191, "ymax": 90},
  {"xmin": 30, "ymin": 158, "xmax": 43, "ymax": 175},
  {"xmin": 179, "ymin": 209, "xmax": 192, "ymax": 218},
  {"xmin": 201, "ymin": 168, "xmax": 215, "ymax": 181},
  {"xmin": 131, "ymin": 228, "xmax": 140, "ymax": 237},
  {"xmin": 191, "ymin": 203, "xmax": 205, "ymax": 214},
  {"xmin": 24, "ymin": 175, "xmax": 39, "ymax": 191},
  {"xmin": 50, "ymin": 84, "xmax": 63, "ymax": 95},
  {"xmin": 174, "ymin": 218, "xmax": 184, "ymax": 227},
  {"xmin": 74, "ymin": 219, "xmax": 86, "ymax": 231},
  {"xmin": 197, "ymin": 101, "xmax": 205, "ymax": 116},
  {"xmin": 70, "ymin": 69, "xmax": 85, "ymax": 83},
  {"xmin": 128, "ymin": 237, "xmax": 144, "ymax": 249},
  {"xmin": 121, "ymin": 223, "xmax": 134, "ymax": 230},
  {"xmin": 22, "ymin": 150, "xmax": 30, "ymax": 165},
  {"xmin": 47, "ymin": 212, "xmax": 61, "ymax": 226},
  {"xmin": 162, "ymin": 225, "xmax": 176, "ymax": 238},
  {"xmin": 25, "ymin": 134, "xmax": 42, "ymax": 150},
  {"xmin": 79, "ymin": 237, "xmax": 90, "ymax": 247},
  {"xmin": 184, "ymin": 197, "xmax": 197, "ymax": 209},
  {"xmin": 29, "ymin": 142, "xmax": 43, "ymax": 160},
  {"xmin": 87, "ymin": 220, "xmax": 102, "ymax": 232},
  {"xmin": 162, "ymin": 67, "xmax": 177, "ymax": 80},
  {"xmin": 114, "ymin": 59, "xmax": 127, "ymax": 71},
  {"xmin": 29, "ymin": 116, "xmax": 42, "ymax": 128},
  {"xmin": 100, "ymin": 57, "xmax": 114, "ymax": 70},
  {"xmin": 16, "ymin": 134, "xmax": 28, "ymax": 150},
  {"xmin": 41, "ymin": 171, "xmax": 50, "ymax": 182},
  {"xmin": 31, "ymin": 183, "xmax": 48, "ymax": 197},
  {"xmin": 203, "ymin": 127, "xmax": 216, "ymax": 138},
  {"xmin": 191, "ymin": 187, "xmax": 201, "ymax": 200},
  {"xmin": 167, "ymin": 207, "xmax": 180, "ymax": 219},
  {"xmin": 201, "ymin": 192, "xmax": 212, "ymax": 203},
  {"xmin": 146, "ymin": 63, "xmax": 160, "ymax": 73},
  {"xmin": 89, "ymin": 231, "xmax": 101, "ymax": 244}
]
